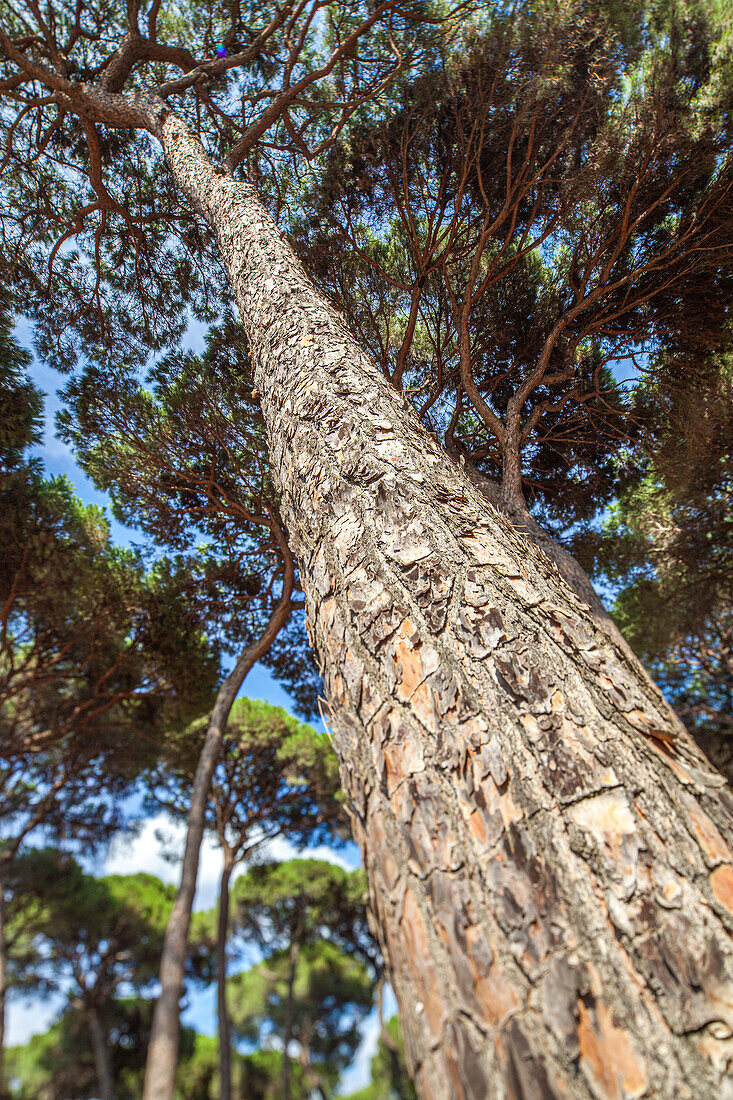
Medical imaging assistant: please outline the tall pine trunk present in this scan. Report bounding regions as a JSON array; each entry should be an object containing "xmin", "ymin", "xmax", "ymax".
[
  {"xmin": 282, "ymin": 924, "xmax": 303, "ymax": 1100},
  {"xmin": 160, "ymin": 116, "xmax": 733, "ymax": 1099},
  {"xmin": 88, "ymin": 1004, "xmax": 115, "ymax": 1100},
  {"xmin": 217, "ymin": 853, "xmax": 234, "ymax": 1100}
]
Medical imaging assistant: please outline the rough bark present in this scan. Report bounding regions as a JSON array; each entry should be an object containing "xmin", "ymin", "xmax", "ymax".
[
  {"xmin": 160, "ymin": 117, "xmax": 733, "ymax": 1099},
  {"xmin": 143, "ymin": 581, "xmax": 293, "ymax": 1100},
  {"xmin": 217, "ymin": 853, "xmax": 234, "ymax": 1100},
  {"xmin": 88, "ymin": 1004, "xmax": 115, "ymax": 1100},
  {"xmin": 696, "ymin": 729, "xmax": 733, "ymax": 789},
  {"xmin": 456, "ymin": 462, "xmax": 611, "ymax": 624}
]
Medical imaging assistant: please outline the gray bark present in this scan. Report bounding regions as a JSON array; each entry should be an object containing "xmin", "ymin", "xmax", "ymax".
[
  {"xmin": 88, "ymin": 1004, "xmax": 115, "ymax": 1100},
  {"xmin": 159, "ymin": 116, "xmax": 733, "ymax": 1099},
  {"xmin": 457, "ymin": 461, "xmax": 611, "ymax": 623},
  {"xmin": 142, "ymin": 583, "xmax": 293, "ymax": 1100}
]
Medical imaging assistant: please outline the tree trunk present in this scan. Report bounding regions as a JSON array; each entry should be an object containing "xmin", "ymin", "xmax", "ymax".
[
  {"xmin": 88, "ymin": 1004, "xmax": 115, "ymax": 1100},
  {"xmin": 0, "ymin": 878, "xmax": 6, "ymax": 1098},
  {"xmin": 298, "ymin": 1033, "xmax": 329, "ymax": 1100},
  {"xmin": 282, "ymin": 919, "xmax": 303, "ymax": 1100},
  {"xmin": 143, "ymin": 583, "xmax": 294, "ymax": 1100},
  {"xmin": 217, "ymin": 852, "xmax": 234, "ymax": 1100},
  {"xmin": 160, "ymin": 117, "xmax": 733, "ymax": 1099}
]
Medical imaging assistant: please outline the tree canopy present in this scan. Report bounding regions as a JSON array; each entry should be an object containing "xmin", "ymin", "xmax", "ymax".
[{"xmin": 293, "ymin": 2, "xmax": 733, "ymax": 525}]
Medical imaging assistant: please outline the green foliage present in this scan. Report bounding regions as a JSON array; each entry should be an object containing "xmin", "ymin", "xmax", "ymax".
[
  {"xmin": 293, "ymin": 0, "xmax": 733, "ymax": 524},
  {"xmin": 0, "ymin": 299, "xmax": 221, "ymax": 890},
  {"xmin": 0, "ymin": 0, "xmax": 436, "ymax": 372},
  {"xmin": 229, "ymin": 939, "xmax": 373, "ymax": 1091},
  {"xmin": 5, "ymin": 1000, "xmax": 223, "ymax": 1100},
  {"xmin": 4, "ymin": 859, "xmax": 217, "ymax": 1097},
  {"xmin": 233, "ymin": 858, "xmax": 375, "ymax": 969},
  {"xmin": 0, "ymin": 299, "xmax": 218, "ymax": 765},
  {"xmin": 575, "ymin": 348, "xmax": 733, "ymax": 773},
  {"xmin": 6, "ymin": 852, "xmax": 199, "ymax": 997},
  {"xmin": 1, "ymin": 471, "xmax": 217, "ymax": 760},
  {"xmin": 226, "ymin": 859, "xmax": 378, "ymax": 1099},
  {"xmin": 6, "ymin": 859, "xmax": 378, "ymax": 1098},
  {"xmin": 149, "ymin": 699, "xmax": 348, "ymax": 860},
  {"xmin": 5, "ymin": 1004, "xmax": 316, "ymax": 1100},
  {"xmin": 586, "ymin": 358, "xmax": 732, "ymax": 646},
  {"xmin": 0, "ymin": 300, "xmax": 38, "ymax": 474},
  {"xmin": 58, "ymin": 311, "xmax": 321, "ymax": 714}
]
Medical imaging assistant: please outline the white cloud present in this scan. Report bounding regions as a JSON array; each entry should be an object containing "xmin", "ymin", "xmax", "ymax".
[
  {"xmin": 103, "ymin": 814, "xmax": 361, "ymax": 913},
  {"xmin": 103, "ymin": 813, "xmax": 224, "ymax": 911},
  {"xmin": 338, "ymin": 1009, "xmax": 381, "ymax": 1096},
  {"xmin": 6, "ymin": 990, "xmax": 66, "ymax": 1048},
  {"xmin": 258, "ymin": 835, "xmax": 360, "ymax": 873}
]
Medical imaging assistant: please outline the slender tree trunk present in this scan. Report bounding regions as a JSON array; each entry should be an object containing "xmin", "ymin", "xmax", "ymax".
[
  {"xmin": 282, "ymin": 926, "xmax": 302, "ymax": 1100},
  {"xmin": 143, "ymin": 580, "xmax": 294, "ymax": 1100},
  {"xmin": 0, "ymin": 878, "xmax": 6, "ymax": 1098},
  {"xmin": 160, "ymin": 117, "xmax": 733, "ymax": 1099},
  {"xmin": 298, "ymin": 1036, "xmax": 329, "ymax": 1100},
  {"xmin": 88, "ymin": 1004, "xmax": 115, "ymax": 1100},
  {"xmin": 217, "ymin": 852, "xmax": 234, "ymax": 1100}
]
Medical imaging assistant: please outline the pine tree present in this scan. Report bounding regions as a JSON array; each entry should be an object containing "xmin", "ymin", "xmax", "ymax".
[
  {"xmin": 230, "ymin": 859, "xmax": 376, "ymax": 1100},
  {"xmin": 2, "ymin": 3, "xmax": 733, "ymax": 1096}
]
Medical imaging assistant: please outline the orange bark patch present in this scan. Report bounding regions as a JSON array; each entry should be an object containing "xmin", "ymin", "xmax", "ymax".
[
  {"xmin": 474, "ymin": 965, "xmax": 519, "ymax": 1026},
  {"xmin": 498, "ymin": 784, "xmax": 524, "ymax": 831},
  {"xmin": 684, "ymin": 798, "xmax": 733, "ymax": 866},
  {"xmin": 711, "ymin": 864, "xmax": 733, "ymax": 915},
  {"xmin": 578, "ymin": 999, "xmax": 648, "ymax": 1100},
  {"xmin": 478, "ymin": 771, "xmax": 523, "ymax": 830},
  {"xmin": 400, "ymin": 890, "xmax": 447, "ymax": 1041},
  {"xmin": 390, "ymin": 619, "xmax": 439, "ymax": 702},
  {"xmin": 568, "ymin": 790, "xmax": 639, "ymax": 895},
  {"xmin": 382, "ymin": 734, "xmax": 425, "ymax": 795},
  {"xmin": 464, "ymin": 923, "xmax": 519, "ymax": 1026},
  {"xmin": 468, "ymin": 808, "xmax": 489, "ymax": 847},
  {"xmin": 626, "ymin": 708, "xmax": 674, "ymax": 741},
  {"xmin": 410, "ymin": 679, "xmax": 439, "ymax": 733},
  {"xmin": 568, "ymin": 788, "xmax": 636, "ymax": 837},
  {"xmin": 551, "ymin": 689, "xmax": 565, "ymax": 712}
]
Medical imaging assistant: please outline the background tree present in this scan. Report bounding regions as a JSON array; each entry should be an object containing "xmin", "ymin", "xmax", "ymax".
[
  {"xmin": 147, "ymin": 700, "xmax": 348, "ymax": 1100},
  {"xmin": 0, "ymin": 294, "xmax": 219, "ymax": 1090},
  {"xmin": 291, "ymin": 3, "xmax": 733, "ymax": 616},
  {"xmin": 6, "ymin": 852, "xmax": 213, "ymax": 1100},
  {"xmin": 577, "ymin": 346, "xmax": 733, "ymax": 778},
  {"xmin": 5, "ymin": 1001, "xmax": 226, "ymax": 1100},
  {"xmin": 1, "ymin": 288, "xmax": 217, "ymax": 763},
  {"xmin": 230, "ymin": 941, "xmax": 373, "ymax": 1100},
  {"xmin": 231, "ymin": 858, "xmax": 376, "ymax": 1100}
]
